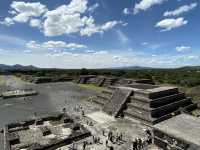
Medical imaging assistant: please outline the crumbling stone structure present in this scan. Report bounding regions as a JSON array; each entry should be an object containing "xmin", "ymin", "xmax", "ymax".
[
  {"xmin": 76, "ymin": 75, "xmax": 154, "ymax": 87},
  {"xmin": 94, "ymin": 83, "xmax": 197, "ymax": 125},
  {"xmin": 19, "ymin": 75, "xmax": 73, "ymax": 83},
  {"xmin": 3, "ymin": 113, "xmax": 91, "ymax": 150}
]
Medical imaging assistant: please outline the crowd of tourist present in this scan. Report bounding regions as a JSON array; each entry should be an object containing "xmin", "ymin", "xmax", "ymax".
[{"xmin": 132, "ymin": 129, "xmax": 153, "ymax": 150}]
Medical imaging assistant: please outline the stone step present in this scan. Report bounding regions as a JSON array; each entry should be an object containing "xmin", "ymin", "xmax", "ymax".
[
  {"xmin": 131, "ymin": 92, "xmax": 185, "ymax": 104},
  {"xmin": 184, "ymin": 103, "xmax": 198, "ymax": 111},
  {"xmin": 102, "ymin": 90, "xmax": 113, "ymax": 95},
  {"xmin": 128, "ymin": 95, "xmax": 189, "ymax": 111},
  {"xmin": 92, "ymin": 99, "xmax": 105, "ymax": 106},
  {"xmin": 150, "ymin": 93, "xmax": 186, "ymax": 107},
  {"xmin": 127, "ymin": 98, "xmax": 193, "ymax": 118},
  {"xmin": 124, "ymin": 108, "xmax": 181, "ymax": 125},
  {"xmin": 103, "ymin": 88, "xmax": 132, "ymax": 117},
  {"xmin": 151, "ymin": 98, "xmax": 193, "ymax": 117},
  {"xmin": 97, "ymin": 94, "xmax": 110, "ymax": 100},
  {"xmin": 92, "ymin": 98, "xmax": 109, "ymax": 106},
  {"xmin": 133, "ymin": 87, "xmax": 179, "ymax": 99},
  {"xmin": 130, "ymin": 93, "xmax": 186, "ymax": 109}
]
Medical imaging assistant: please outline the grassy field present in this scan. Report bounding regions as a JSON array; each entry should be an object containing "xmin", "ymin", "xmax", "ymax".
[
  {"xmin": 0, "ymin": 75, "xmax": 5, "ymax": 86},
  {"xmin": 77, "ymin": 84, "xmax": 106, "ymax": 93}
]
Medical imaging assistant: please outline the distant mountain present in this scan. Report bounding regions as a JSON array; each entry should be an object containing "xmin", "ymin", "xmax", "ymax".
[
  {"xmin": 0, "ymin": 64, "xmax": 38, "ymax": 72},
  {"xmin": 110, "ymin": 66, "xmax": 154, "ymax": 70}
]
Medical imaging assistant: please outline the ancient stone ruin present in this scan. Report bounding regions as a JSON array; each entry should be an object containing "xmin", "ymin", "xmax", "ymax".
[
  {"xmin": 3, "ymin": 113, "xmax": 91, "ymax": 150},
  {"xmin": 76, "ymin": 75, "xmax": 154, "ymax": 87},
  {"xmin": 94, "ymin": 83, "xmax": 197, "ymax": 125}
]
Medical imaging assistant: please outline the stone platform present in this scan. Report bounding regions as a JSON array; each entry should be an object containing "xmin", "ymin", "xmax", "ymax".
[
  {"xmin": 93, "ymin": 83, "xmax": 197, "ymax": 125},
  {"xmin": 153, "ymin": 114, "xmax": 200, "ymax": 150},
  {"xmin": 2, "ymin": 89, "xmax": 38, "ymax": 99}
]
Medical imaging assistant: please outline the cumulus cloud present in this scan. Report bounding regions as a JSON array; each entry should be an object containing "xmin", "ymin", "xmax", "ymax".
[
  {"xmin": 123, "ymin": 8, "xmax": 131, "ymax": 15},
  {"xmin": 29, "ymin": 19, "xmax": 41, "ymax": 28},
  {"xmin": 176, "ymin": 46, "xmax": 191, "ymax": 52},
  {"xmin": 0, "ymin": 17, "xmax": 14, "ymax": 26},
  {"xmin": 134, "ymin": 0, "xmax": 167, "ymax": 14},
  {"xmin": 26, "ymin": 40, "xmax": 87, "ymax": 50},
  {"xmin": 155, "ymin": 17, "xmax": 188, "ymax": 31},
  {"xmin": 11, "ymin": 1, "xmax": 47, "ymax": 23},
  {"xmin": 164, "ymin": 3, "xmax": 197, "ymax": 17},
  {"xmin": 43, "ymin": 0, "xmax": 125, "ymax": 36},
  {"xmin": 1, "ymin": 0, "xmax": 124, "ymax": 37},
  {"xmin": 80, "ymin": 19, "xmax": 125, "ymax": 36}
]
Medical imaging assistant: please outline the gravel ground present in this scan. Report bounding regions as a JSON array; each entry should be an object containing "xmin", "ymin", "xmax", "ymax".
[{"xmin": 0, "ymin": 75, "xmax": 101, "ymax": 149}]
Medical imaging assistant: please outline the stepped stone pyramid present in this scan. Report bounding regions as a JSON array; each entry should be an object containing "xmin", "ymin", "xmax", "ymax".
[
  {"xmin": 76, "ymin": 75, "xmax": 154, "ymax": 87},
  {"xmin": 93, "ymin": 83, "xmax": 197, "ymax": 125},
  {"xmin": 103, "ymin": 88, "xmax": 133, "ymax": 117}
]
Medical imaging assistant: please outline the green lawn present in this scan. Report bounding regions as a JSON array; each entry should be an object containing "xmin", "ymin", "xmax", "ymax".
[
  {"xmin": 77, "ymin": 84, "xmax": 106, "ymax": 93},
  {"xmin": 0, "ymin": 75, "xmax": 5, "ymax": 85}
]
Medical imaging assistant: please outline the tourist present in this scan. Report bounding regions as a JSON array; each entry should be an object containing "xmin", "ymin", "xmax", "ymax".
[
  {"xmin": 81, "ymin": 110, "xmax": 85, "ymax": 116},
  {"xmin": 120, "ymin": 132, "xmax": 123, "ymax": 141},
  {"xmin": 102, "ymin": 129, "xmax": 105, "ymax": 136},
  {"xmin": 138, "ymin": 138, "xmax": 142, "ymax": 149},
  {"xmin": 146, "ymin": 135, "xmax": 152, "ymax": 145},
  {"xmin": 83, "ymin": 141, "xmax": 87, "ymax": 150},
  {"xmin": 132, "ymin": 139, "xmax": 138, "ymax": 150},
  {"xmin": 62, "ymin": 107, "xmax": 66, "ymax": 115},
  {"xmin": 110, "ymin": 146, "xmax": 114, "ymax": 150},
  {"xmin": 106, "ymin": 140, "xmax": 108, "ymax": 147}
]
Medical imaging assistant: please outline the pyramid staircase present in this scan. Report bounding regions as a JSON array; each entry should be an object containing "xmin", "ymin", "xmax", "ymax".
[
  {"xmin": 92, "ymin": 89, "xmax": 114, "ymax": 106},
  {"xmin": 123, "ymin": 87, "xmax": 197, "ymax": 125},
  {"xmin": 103, "ymin": 88, "xmax": 133, "ymax": 117},
  {"xmin": 93, "ymin": 85, "xmax": 197, "ymax": 125}
]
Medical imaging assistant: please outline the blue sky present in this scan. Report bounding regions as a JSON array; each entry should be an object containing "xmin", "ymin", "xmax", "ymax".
[{"xmin": 0, "ymin": 0, "xmax": 199, "ymax": 68}]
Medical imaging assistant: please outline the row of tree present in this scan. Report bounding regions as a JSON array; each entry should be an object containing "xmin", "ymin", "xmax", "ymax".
[{"xmin": 8, "ymin": 67, "xmax": 200, "ymax": 87}]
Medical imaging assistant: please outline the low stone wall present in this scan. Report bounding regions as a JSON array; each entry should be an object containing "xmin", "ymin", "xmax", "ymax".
[
  {"xmin": 4, "ymin": 113, "xmax": 91, "ymax": 150},
  {"xmin": 153, "ymin": 129, "xmax": 200, "ymax": 150}
]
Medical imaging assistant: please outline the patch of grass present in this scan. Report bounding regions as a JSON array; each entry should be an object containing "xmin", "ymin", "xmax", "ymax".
[
  {"xmin": 0, "ymin": 75, "xmax": 5, "ymax": 85},
  {"xmin": 77, "ymin": 84, "xmax": 106, "ymax": 93}
]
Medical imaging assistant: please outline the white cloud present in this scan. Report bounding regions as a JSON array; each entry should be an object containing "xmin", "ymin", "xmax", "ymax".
[
  {"xmin": 101, "ymin": 21, "xmax": 122, "ymax": 31},
  {"xmin": 0, "ymin": 17, "xmax": 14, "ymax": 26},
  {"xmin": 123, "ymin": 8, "xmax": 131, "ymax": 15},
  {"xmin": 155, "ymin": 17, "xmax": 188, "ymax": 31},
  {"xmin": 134, "ymin": 0, "xmax": 167, "ymax": 14},
  {"xmin": 1, "ymin": 0, "xmax": 124, "ymax": 37},
  {"xmin": 176, "ymin": 46, "xmax": 191, "ymax": 52},
  {"xmin": 1, "ymin": 1, "xmax": 47, "ymax": 26},
  {"xmin": 26, "ymin": 40, "xmax": 87, "ymax": 50},
  {"xmin": 80, "ymin": 20, "xmax": 125, "ymax": 36},
  {"xmin": 86, "ymin": 50, "xmax": 95, "ymax": 53},
  {"xmin": 164, "ymin": 3, "xmax": 197, "ymax": 17},
  {"xmin": 11, "ymin": 1, "xmax": 47, "ymax": 23},
  {"xmin": 88, "ymin": 3, "xmax": 99, "ymax": 13},
  {"xmin": 26, "ymin": 41, "xmax": 40, "ymax": 49},
  {"xmin": 93, "ymin": 50, "xmax": 108, "ymax": 55},
  {"xmin": 43, "ymin": 0, "xmax": 124, "ymax": 37},
  {"xmin": 141, "ymin": 42, "xmax": 148, "ymax": 46},
  {"xmin": 30, "ymin": 19, "xmax": 41, "ymax": 28},
  {"xmin": 45, "ymin": 50, "xmax": 133, "ymax": 68}
]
